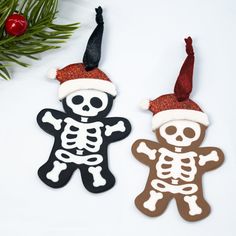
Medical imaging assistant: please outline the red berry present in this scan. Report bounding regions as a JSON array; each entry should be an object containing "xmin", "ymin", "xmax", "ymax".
[{"xmin": 5, "ymin": 13, "xmax": 28, "ymax": 36}]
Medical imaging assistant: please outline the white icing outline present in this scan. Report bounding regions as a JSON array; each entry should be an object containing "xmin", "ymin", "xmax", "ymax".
[
  {"xmin": 59, "ymin": 78, "xmax": 117, "ymax": 100},
  {"xmin": 152, "ymin": 109, "xmax": 209, "ymax": 131}
]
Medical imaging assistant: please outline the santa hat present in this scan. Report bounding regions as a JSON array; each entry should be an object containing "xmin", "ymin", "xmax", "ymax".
[
  {"xmin": 48, "ymin": 7, "xmax": 117, "ymax": 100},
  {"xmin": 141, "ymin": 37, "xmax": 209, "ymax": 131}
]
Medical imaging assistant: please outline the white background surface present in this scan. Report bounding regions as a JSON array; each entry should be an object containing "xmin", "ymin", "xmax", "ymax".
[{"xmin": 0, "ymin": 0, "xmax": 235, "ymax": 235}]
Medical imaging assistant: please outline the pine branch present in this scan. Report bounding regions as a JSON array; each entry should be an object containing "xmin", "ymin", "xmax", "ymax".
[{"xmin": 0, "ymin": 0, "xmax": 79, "ymax": 80}]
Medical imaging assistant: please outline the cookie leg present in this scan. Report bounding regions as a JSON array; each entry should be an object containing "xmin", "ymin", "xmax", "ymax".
[
  {"xmin": 176, "ymin": 193, "xmax": 210, "ymax": 221},
  {"xmin": 38, "ymin": 158, "xmax": 76, "ymax": 188},
  {"xmin": 135, "ymin": 186, "xmax": 172, "ymax": 217},
  {"xmin": 80, "ymin": 162, "xmax": 115, "ymax": 193}
]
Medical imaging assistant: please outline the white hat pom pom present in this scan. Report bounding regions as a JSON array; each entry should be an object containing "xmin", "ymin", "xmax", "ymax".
[
  {"xmin": 47, "ymin": 68, "xmax": 58, "ymax": 79},
  {"xmin": 140, "ymin": 99, "xmax": 150, "ymax": 110}
]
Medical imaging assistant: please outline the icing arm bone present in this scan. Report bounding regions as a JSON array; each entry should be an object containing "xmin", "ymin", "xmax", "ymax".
[
  {"xmin": 104, "ymin": 117, "xmax": 131, "ymax": 141},
  {"xmin": 137, "ymin": 142, "xmax": 157, "ymax": 160},
  {"xmin": 105, "ymin": 121, "xmax": 126, "ymax": 136},
  {"xmin": 132, "ymin": 139, "xmax": 159, "ymax": 164},
  {"xmin": 42, "ymin": 111, "xmax": 62, "ymax": 130},
  {"xmin": 199, "ymin": 151, "xmax": 219, "ymax": 166},
  {"xmin": 37, "ymin": 109, "xmax": 66, "ymax": 134},
  {"xmin": 198, "ymin": 148, "xmax": 224, "ymax": 170}
]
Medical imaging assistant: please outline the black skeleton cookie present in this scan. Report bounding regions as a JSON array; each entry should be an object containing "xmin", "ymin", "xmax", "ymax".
[{"xmin": 37, "ymin": 7, "xmax": 131, "ymax": 193}]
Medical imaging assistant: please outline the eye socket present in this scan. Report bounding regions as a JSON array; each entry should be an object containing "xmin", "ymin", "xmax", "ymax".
[
  {"xmin": 90, "ymin": 97, "xmax": 103, "ymax": 108},
  {"xmin": 165, "ymin": 126, "xmax": 177, "ymax": 135},
  {"xmin": 72, "ymin": 95, "xmax": 84, "ymax": 105},
  {"xmin": 183, "ymin": 127, "xmax": 195, "ymax": 138}
]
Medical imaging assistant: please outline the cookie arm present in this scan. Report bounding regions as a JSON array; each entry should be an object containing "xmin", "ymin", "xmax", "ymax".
[
  {"xmin": 132, "ymin": 139, "xmax": 160, "ymax": 165},
  {"xmin": 37, "ymin": 109, "xmax": 66, "ymax": 135},
  {"xmin": 103, "ymin": 117, "xmax": 131, "ymax": 142},
  {"xmin": 198, "ymin": 147, "xmax": 224, "ymax": 171}
]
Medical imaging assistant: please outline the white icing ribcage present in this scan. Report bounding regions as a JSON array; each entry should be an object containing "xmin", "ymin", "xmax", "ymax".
[
  {"xmin": 156, "ymin": 148, "xmax": 197, "ymax": 182},
  {"xmin": 61, "ymin": 118, "xmax": 104, "ymax": 152}
]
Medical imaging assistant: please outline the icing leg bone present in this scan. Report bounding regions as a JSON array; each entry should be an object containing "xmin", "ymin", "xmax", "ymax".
[
  {"xmin": 42, "ymin": 111, "xmax": 62, "ymax": 130},
  {"xmin": 143, "ymin": 190, "xmax": 163, "ymax": 211},
  {"xmin": 199, "ymin": 150, "xmax": 219, "ymax": 166},
  {"xmin": 105, "ymin": 121, "xmax": 125, "ymax": 136},
  {"xmin": 46, "ymin": 161, "xmax": 67, "ymax": 182},
  {"xmin": 137, "ymin": 142, "xmax": 157, "ymax": 160},
  {"xmin": 88, "ymin": 166, "xmax": 106, "ymax": 187},
  {"xmin": 184, "ymin": 195, "xmax": 202, "ymax": 216}
]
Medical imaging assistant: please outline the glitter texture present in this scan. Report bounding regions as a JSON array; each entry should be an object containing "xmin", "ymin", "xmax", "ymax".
[
  {"xmin": 149, "ymin": 94, "xmax": 203, "ymax": 115},
  {"xmin": 56, "ymin": 63, "xmax": 110, "ymax": 83}
]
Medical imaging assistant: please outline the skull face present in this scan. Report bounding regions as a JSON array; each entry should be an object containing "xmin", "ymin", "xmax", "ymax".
[
  {"xmin": 159, "ymin": 120, "xmax": 201, "ymax": 147},
  {"xmin": 65, "ymin": 90, "xmax": 109, "ymax": 117}
]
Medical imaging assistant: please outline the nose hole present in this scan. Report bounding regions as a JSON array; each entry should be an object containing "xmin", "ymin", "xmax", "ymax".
[
  {"xmin": 176, "ymin": 135, "xmax": 183, "ymax": 141},
  {"xmin": 82, "ymin": 105, "xmax": 90, "ymax": 111}
]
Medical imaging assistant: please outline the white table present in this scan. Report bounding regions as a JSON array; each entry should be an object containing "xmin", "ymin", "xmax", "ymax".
[{"xmin": 0, "ymin": 0, "xmax": 235, "ymax": 235}]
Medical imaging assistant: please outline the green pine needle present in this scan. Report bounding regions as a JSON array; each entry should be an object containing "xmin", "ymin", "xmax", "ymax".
[{"xmin": 0, "ymin": 0, "xmax": 79, "ymax": 80}]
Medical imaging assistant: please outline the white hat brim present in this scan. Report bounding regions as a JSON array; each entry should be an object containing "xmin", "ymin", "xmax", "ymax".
[
  {"xmin": 58, "ymin": 78, "xmax": 117, "ymax": 100},
  {"xmin": 152, "ymin": 109, "xmax": 209, "ymax": 131}
]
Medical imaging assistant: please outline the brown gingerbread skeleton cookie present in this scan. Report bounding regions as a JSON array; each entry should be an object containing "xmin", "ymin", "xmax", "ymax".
[{"xmin": 132, "ymin": 37, "xmax": 224, "ymax": 221}]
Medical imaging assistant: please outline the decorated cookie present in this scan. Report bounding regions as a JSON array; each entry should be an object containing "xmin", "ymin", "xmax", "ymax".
[
  {"xmin": 37, "ymin": 7, "xmax": 131, "ymax": 193},
  {"xmin": 132, "ymin": 37, "xmax": 224, "ymax": 221}
]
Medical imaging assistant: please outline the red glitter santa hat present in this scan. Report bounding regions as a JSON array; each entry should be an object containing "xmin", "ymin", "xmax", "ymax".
[
  {"xmin": 141, "ymin": 37, "xmax": 209, "ymax": 131},
  {"xmin": 48, "ymin": 7, "xmax": 117, "ymax": 100}
]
